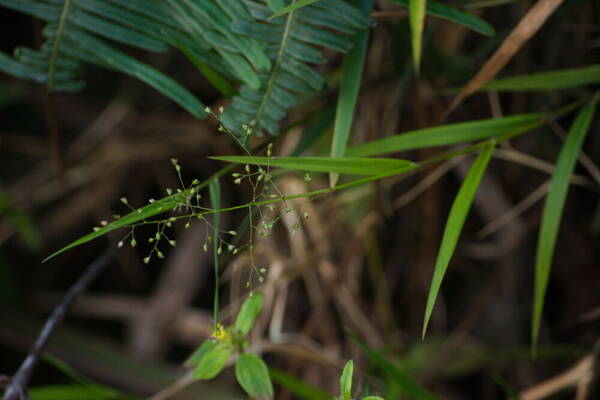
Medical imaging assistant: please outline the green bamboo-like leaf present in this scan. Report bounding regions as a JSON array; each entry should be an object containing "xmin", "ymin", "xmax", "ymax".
[
  {"xmin": 185, "ymin": 340, "xmax": 217, "ymax": 367},
  {"xmin": 409, "ymin": 0, "xmax": 427, "ymax": 73},
  {"xmin": 532, "ymin": 98, "xmax": 598, "ymax": 346},
  {"xmin": 194, "ymin": 342, "xmax": 233, "ymax": 380},
  {"xmin": 269, "ymin": 368, "xmax": 331, "ymax": 400},
  {"xmin": 347, "ymin": 114, "xmax": 542, "ymax": 157},
  {"xmin": 387, "ymin": 0, "xmax": 495, "ymax": 36},
  {"xmin": 422, "ymin": 141, "xmax": 495, "ymax": 338},
  {"xmin": 330, "ymin": 0, "xmax": 374, "ymax": 187},
  {"xmin": 42, "ymin": 189, "xmax": 188, "ymax": 262},
  {"xmin": 212, "ymin": 156, "xmax": 416, "ymax": 175},
  {"xmin": 270, "ymin": 0, "xmax": 323, "ymax": 17},
  {"xmin": 235, "ymin": 353, "xmax": 274, "ymax": 399},
  {"xmin": 482, "ymin": 65, "xmax": 600, "ymax": 92},
  {"xmin": 234, "ymin": 292, "xmax": 264, "ymax": 336},
  {"xmin": 362, "ymin": 397, "xmax": 385, "ymax": 400},
  {"xmin": 340, "ymin": 360, "xmax": 354, "ymax": 400}
]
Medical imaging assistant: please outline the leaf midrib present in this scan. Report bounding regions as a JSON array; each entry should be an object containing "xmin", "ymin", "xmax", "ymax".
[
  {"xmin": 252, "ymin": 0, "xmax": 297, "ymax": 129},
  {"xmin": 48, "ymin": 0, "xmax": 74, "ymax": 89}
]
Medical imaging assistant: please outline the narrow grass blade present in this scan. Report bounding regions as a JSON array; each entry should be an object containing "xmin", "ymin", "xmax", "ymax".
[
  {"xmin": 347, "ymin": 113, "xmax": 542, "ymax": 157},
  {"xmin": 409, "ymin": 0, "xmax": 427, "ymax": 73},
  {"xmin": 42, "ymin": 167, "xmax": 236, "ymax": 262},
  {"xmin": 532, "ymin": 98, "xmax": 598, "ymax": 347},
  {"xmin": 209, "ymin": 179, "xmax": 221, "ymax": 323},
  {"xmin": 330, "ymin": 0, "xmax": 374, "ymax": 187},
  {"xmin": 211, "ymin": 156, "xmax": 416, "ymax": 175},
  {"xmin": 388, "ymin": 0, "xmax": 495, "ymax": 36},
  {"xmin": 270, "ymin": 0, "xmax": 323, "ymax": 18},
  {"xmin": 422, "ymin": 141, "xmax": 495, "ymax": 338},
  {"xmin": 482, "ymin": 64, "xmax": 600, "ymax": 92}
]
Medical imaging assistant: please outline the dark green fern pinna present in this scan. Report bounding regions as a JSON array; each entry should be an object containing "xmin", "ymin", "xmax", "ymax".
[{"xmin": 0, "ymin": 0, "xmax": 371, "ymax": 135}]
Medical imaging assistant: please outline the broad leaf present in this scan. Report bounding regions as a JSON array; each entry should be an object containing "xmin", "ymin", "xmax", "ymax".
[
  {"xmin": 185, "ymin": 339, "xmax": 217, "ymax": 367},
  {"xmin": 234, "ymin": 292, "xmax": 264, "ymax": 336},
  {"xmin": 194, "ymin": 342, "xmax": 233, "ymax": 380},
  {"xmin": 235, "ymin": 353, "xmax": 274, "ymax": 399}
]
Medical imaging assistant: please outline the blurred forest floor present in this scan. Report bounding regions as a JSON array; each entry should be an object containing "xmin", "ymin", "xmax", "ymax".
[{"xmin": 1, "ymin": 1, "xmax": 599, "ymax": 399}]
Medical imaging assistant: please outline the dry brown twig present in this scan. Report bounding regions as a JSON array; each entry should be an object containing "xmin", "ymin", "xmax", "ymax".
[
  {"xmin": 519, "ymin": 354, "xmax": 596, "ymax": 400},
  {"xmin": 445, "ymin": 0, "xmax": 566, "ymax": 116}
]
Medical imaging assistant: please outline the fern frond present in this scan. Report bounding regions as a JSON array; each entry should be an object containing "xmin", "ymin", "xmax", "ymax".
[
  {"xmin": 0, "ymin": 0, "xmax": 269, "ymax": 118},
  {"xmin": 221, "ymin": 0, "xmax": 372, "ymax": 136}
]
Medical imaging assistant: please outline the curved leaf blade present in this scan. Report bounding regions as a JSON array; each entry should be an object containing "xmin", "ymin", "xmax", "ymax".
[
  {"xmin": 330, "ymin": 0, "xmax": 374, "ymax": 187},
  {"xmin": 482, "ymin": 65, "xmax": 600, "ymax": 92},
  {"xmin": 347, "ymin": 114, "xmax": 542, "ymax": 157},
  {"xmin": 422, "ymin": 141, "xmax": 495, "ymax": 338},
  {"xmin": 235, "ymin": 353, "xmax": 274, "ymax": 399},
  {"xmin": 532, "ymin": 98, "xmax": 598, "ymax": 346}
]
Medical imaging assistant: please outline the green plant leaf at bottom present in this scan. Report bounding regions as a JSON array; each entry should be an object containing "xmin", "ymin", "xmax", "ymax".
[
  {"xmin": 235, "ymin": 353, "xmax": 274, "ymax": 399},
  {"xmin": 193, "ymin": 342, "xmax": 233, "ymax": 380}
]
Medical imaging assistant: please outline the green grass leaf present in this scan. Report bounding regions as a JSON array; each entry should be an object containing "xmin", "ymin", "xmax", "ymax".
[
  {"xmin": 194, "ymin": 342, "xmax": 233, "ymax": 380},
  {"xmin": 235, "ymin": 353, "xmax": 274, "ymax": 399},
  {"xmin": 482, "ymin": 64, "xmax": 600, "ymax": 92},
  {"xmin": 532, "ymin": 98, "xmax": 598, "ymax": 347},
  {"xmin": 211, "ymin": 156, "xmax": 416, "ymax": 175},
  {"xmin": 42, "ymin": 191, "xmax": 186, "ymax": 262},
  {"xmin": 422, "ymin": 141, "xmax": 495, "ymax": 338},
  {"xmin": 330, "ymin": 0, "xmax": 374, "ymax": 187},
  {"xmin": 409, "ymin": 0, "xmax": 427, "ymax": 72},
  {"xmin": 388, "ymin": 0, "xmax": 495, "ymax": 36},
  {"xmin": 340, "ymin": 360, "xmax": 354, "ymax": 400},
  {"xmin": 234, "ymin": 292, "xmax": 264, "ymax": 336},
  {"xmin": 269, "ymin": 368, "xmax": 331, "ymax": 400},
  {"xmin": 270, "ymin": 0, "xmax": 323, "ymax": 17},
  {"xmin": 347, "ymin": 114, "xmax": 542, "ymax": 157}
]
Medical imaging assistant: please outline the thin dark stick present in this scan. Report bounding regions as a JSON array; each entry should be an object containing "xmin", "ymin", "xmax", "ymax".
[{"xmin": 2, "ymin": 249, "xmax": 116, "ymax": 400}]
